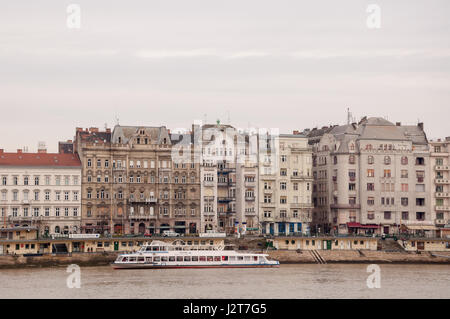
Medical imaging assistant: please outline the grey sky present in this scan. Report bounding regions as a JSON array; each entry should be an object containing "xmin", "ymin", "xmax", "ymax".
[{"xmin": 1, "ymin": 0, "xmax": 449, "ymax": 152}]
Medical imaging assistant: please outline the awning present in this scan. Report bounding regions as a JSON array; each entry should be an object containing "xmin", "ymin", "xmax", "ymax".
[
  {"xmin": 347, "ymin": 222, "xmax": 379, "ymax": 229},
  {"xmin": 406, "ymin": 225, "xmax": 437, "ymax": 230}
]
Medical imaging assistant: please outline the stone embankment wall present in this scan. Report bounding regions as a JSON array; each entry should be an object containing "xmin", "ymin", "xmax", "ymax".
[
  {"xmin": 0, "ymin": 252, "xmax": 119, "ymax": 269},
  {"xmin": 267, "ymin": 250, "xmax": 450, "ymax": 264}
]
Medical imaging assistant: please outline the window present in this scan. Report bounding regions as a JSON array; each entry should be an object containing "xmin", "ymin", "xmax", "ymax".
[
  {"xmin": 416, "ymin": 212, "xmax": 425, "ymax": 221},
  {"xmin": 34, "ymin": 191, "xmax": 39, "ymax": 201},
  {"xmin": 349, "ymin": 155, "xmax": 355, "ymax": 164},
  {"xmin": 415, "ymin": 157, "xmax": 425, "ymax": 166},
  {"xmin": 415, "ymin": 184, "xmax": 425, "ymax": 192},
  {"xmin": 401, "ymin": 198, "xmax": 408, "ymax": 206},
  {"xmin": 401, "ymin": 184, "xmax": 409, "ymax": 192},
  {"xmin": 401, "ymin": 156, "xmax": 408, "ymax": 165},
  {"xmin": 367, "ymin": 197, "xmax": 375, "ymax": 206},
  {"xmin": 24, "ymin": 176, "xmax": 29, "ymax": 185},
  {"xmin": 384, "ymin": 156, "xmax": 391, "ymax": 165},
  {"xmin": 367, "ymin": 169, "xmax": 374, "ymax": 177},
  {"xmin": 34, "ymin": 176, "xmax": 39, "ymax": 185},
  {"xmin": 280, "ymin": 182, "xmax": 287, "ymax": 190},
  {"xmin": 45, "ymin": 191, "xmax": 50, "ymax": 201},
  {"xmin": 384, "ymin": 169, "xmax": 391, "ymax": 178},
  {"xmin": 384, "ymin": 211, "xmax": 391, "ymax": 220},
  {"xmin": 87, "ymin": 159, "xmax": 92, "ymax": 167},
  {"xmin": 349, "ymin": 183, "xmax": 356, "ymax": 191},
  {"xmin": 402, "ymin": 212, "xmax": 409, "ymax": 220},
  {"xmin": 368, "ymin": 156, "xmax": 374, "ymax": 165},
  {"xmin": 367, "ymin": 183, "xmax": 375, "ymax": 191},
  {"xmin": 1, "ymin": 176, "xmax": 6, "ymax": 185}
]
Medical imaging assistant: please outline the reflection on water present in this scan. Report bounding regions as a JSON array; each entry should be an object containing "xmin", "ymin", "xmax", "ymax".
[{"xmin": 1, "ymin": 264, "xmax": 449, "ymax": 299}]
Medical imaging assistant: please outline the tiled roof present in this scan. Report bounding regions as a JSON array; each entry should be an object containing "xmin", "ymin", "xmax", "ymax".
[{"xmin": 0, "ymin": 152, "xmax": 81, "ymax": 167}]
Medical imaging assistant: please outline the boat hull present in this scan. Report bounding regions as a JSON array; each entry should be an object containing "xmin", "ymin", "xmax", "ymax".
[{"xmin": 111, "ymin": 263, "xmax": 280, "ymax": 269}]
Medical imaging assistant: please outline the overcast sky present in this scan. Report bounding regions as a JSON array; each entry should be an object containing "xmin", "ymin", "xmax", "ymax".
[{"xmin": 1, "ymin": 0, "xmax": 449, "ymax": 152}]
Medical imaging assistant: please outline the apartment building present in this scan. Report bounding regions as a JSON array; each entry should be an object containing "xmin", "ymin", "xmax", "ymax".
[
  {"xmin": 258, "ymin": 133, "xmax": 313, "ymax": 236},
  {"xmin": 74, "ymin": 126, "xmax": 201, "ymax": 235},
  {"xmin": 197, "ymin": 123, "xmax": 259, "ymax": 235},
  {"xmin": 429, "ymin": 138, "xmax": 450, "ymax": 235},
  {"xmin": 308, "ymin": 117, "xmax": 432, "ymax": 236},
  {"xmin": 0, "ymin": 147, "xmax": 81, "ymax": 236}
]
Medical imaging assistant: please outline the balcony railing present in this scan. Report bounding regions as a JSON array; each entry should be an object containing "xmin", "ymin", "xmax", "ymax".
[
  {"xmin": 435, "ymin": 178, "xmax": 449, "ymax": 184},
  {"xmin": 245, "ymin": 196, "xmax": 255, "ymax": 201},
  {"xmin": 435, "ymin": 219, "xmax": 447, "ymax": 225},
  {"xmin": 435, "ymin": 165, "xmax": 450, "ymax": 171},
  {"xmin": 436, "ymin": 192, "xmax": 450, "ymax": 198},
  {"xmin": 127, "ymin": 198, "xmax": 157, "ymax": 204},
  {"xmin": 435, "ymin": 205, "xmax": 450, "ymax": 211}
]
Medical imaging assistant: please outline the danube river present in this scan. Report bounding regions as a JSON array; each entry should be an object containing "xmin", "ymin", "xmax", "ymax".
[{"xmin": 1, "ymin": 264, "xmax": 449, "ymax": 299}]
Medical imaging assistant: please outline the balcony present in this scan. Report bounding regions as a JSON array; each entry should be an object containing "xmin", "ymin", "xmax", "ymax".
[
  {"xmin": 435, "ymin": 165, "xmax": 450, "ymax": 171},
  {"xmin": 128, "ymin": 213, "xmax": 156, "ymax": 220},
  {"xmin": 330, "ymin": 204, "xmax": 361, "ymax": 209},
  {"xmin": 245, "ymin": 196, "xmax": 256, "ymax": 201},
  {"xmin": 291, "ymin": 175, "xmax": 312, "ymax": 181},
  {"xmin": 435, "ymin": 205, "xmax": 450, "ymax": 211},
  {"xmin": 127, "ymin": 198, "xmax": 157, "ymax": 204},
  {"xmin": 22, "ymin": 200, "xmax": 30, "ymax": 205},
  {"xmin": 435, "ymin": 219, "xmax": 447, "ymax": 226},
  {"xmin": 244, "ymin": 210, "xmax": 257, "ymax": 216},
  {"xmin": 290, "ymin": 203, "xmax": 313, "ymax": 209},
  {"xmin": 203, "ymin": 181, "xmax": 215, "ymax": 187},
  {"xmin": 435, "ymin": 178, "xmax": 449, "ymax": 184},
  {"xmin": 436, "ymin": 192, "xmax": 450, "ymax": 198},
  {"xmin": 244, "ymin": 181, "xmax": 256, "ymax": 187},
  {"xmin": 218, "ymin": 197, "xmax": 234, "ymax": 203}
]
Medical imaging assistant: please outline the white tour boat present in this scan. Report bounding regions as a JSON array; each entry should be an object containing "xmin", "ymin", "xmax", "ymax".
[{"xmin": 111, "ymin": 240, "xmax": 280, "ymax": 269}]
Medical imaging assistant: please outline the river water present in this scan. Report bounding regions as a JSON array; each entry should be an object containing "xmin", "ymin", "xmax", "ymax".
[{"xmin": 1, "ymin": 264, "xmax": 449, "ymax": 299}]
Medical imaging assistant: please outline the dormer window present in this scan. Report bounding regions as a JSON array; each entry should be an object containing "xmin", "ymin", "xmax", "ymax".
[{"xmin": 140, "ymin": 130, "xmax": 145, "ymax": 135}]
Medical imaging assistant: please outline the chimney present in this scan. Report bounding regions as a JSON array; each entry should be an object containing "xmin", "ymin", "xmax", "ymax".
[
  {"xmin": 396, "ymin": 122, "xmax": 401, "ymax": 126},
  {"xmin": 418, "ymin": 122, "xmax": 424, "ymax": 130}
]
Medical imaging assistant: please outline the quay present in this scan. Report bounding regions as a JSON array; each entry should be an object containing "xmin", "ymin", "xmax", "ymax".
[{"xmin": 1, "ymin": 227, "xmax": 450, "ymax": 268}]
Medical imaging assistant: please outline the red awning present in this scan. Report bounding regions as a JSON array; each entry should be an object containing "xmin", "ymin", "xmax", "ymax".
[{"xmin": 347, "ymin": 222, "xmax": 380, "ymax": 229}]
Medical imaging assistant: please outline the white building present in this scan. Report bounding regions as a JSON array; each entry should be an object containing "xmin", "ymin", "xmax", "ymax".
[
  {"xmin": 258, "ymin": 133, "xmax": 313, "ymax": 235},
  {"xmin": 0, "ymin": 148, "xmax": 82, "ymax": 236}
]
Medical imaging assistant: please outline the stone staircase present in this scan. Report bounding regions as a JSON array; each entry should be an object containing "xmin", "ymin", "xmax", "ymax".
[{"xmin": 380, "ymin": 239, "xmax": 405, "ymax": 252}]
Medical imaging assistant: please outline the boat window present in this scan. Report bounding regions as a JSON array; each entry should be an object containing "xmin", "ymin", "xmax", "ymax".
[
  {"xmin": 214, "ymin": 256, "xmax": 221, "ymax": 261},
  {"xmin": 154, "ymin": 257, "xmax": 160, "ymax": 262},
  {"xmin": 253, "ymin": 256, "xmax": 258, "ymax": 261},
  {"xmin": 177, "ymin": 256, "xmax": 183, "ymax": 262},
  {"xmin": 138, "ymin": 257, "xmax": 145, "ymax": 262},
  {"xmin": 184, "ymin": 256, "xmax": 191, "ymax": 261},
  {"xmin": 145, "ymin": 257, "xmax": 152, "ymax": 262},
  {"xmin": 245, "ymin": 256, "xmax": 251, "ymax": 261},
  {"xmin": 222, "ymin": 256, "xmax": 228, "ymax": 261},
  {"xmin": 207, "ymin": 256, "xmax": 213, "ymax": 261},
  {"xmin": 161, "ymin": 246, "xmax": 167, "ymax": 251},
  {"xmin": 237, "ymin": 256, "xmax": 244, "ymax": 261},
  {"xmin": 121, "ymin": 257, "xmax": 128, "ymax": 262},
  {"xmin": 161, "ymin": 256, "xmax": 168, "ymax": 262},
  {"xmin": 192, "ymin": 256, "xmax": 198, "ymax": 261},
  {"xmin": 229, "ymin": 256, "xmax": 235, "ymax": 261},
  {"xmin": 169, "ymin": 256, "xmax": 175, "ymax": 262},
  {"xmin": 129, "ymin": 257, "xmax": 136, "ymax": 262},
  {"xmin": 152, "ymin": 247, "xmax": 159, "ymax": 251},
  {"xmin": 199, "ymin": 256, "xmax": 206, "ymax": 261}
]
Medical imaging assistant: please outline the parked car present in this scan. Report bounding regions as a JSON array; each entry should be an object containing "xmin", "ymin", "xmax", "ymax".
[{"xmin": 162, "ymin": 230, "xmax": 180, "ymax": 237}]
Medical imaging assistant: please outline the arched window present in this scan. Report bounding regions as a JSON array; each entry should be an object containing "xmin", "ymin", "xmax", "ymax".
[{"xmin": 55, "ymin": 226, "xmax": 60, "ymax": 233}]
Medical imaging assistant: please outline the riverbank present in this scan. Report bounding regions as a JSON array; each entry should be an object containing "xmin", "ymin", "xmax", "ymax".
[
  {"xmin": 267, "ymin": 250, "xmax": 450, "ymax": 264},
  {"xmin": 1, "ymin": 249, "xmax": 450, "ymax": 269}
]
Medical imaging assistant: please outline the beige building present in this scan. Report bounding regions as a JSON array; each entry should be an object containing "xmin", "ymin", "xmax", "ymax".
[
  {"xmin": 74, "ymin": 126, "xmax": 201, "ymax": 235},
  {"xmin": 429, "ymin": 137, "xmax": 450, "ymax": 235},
  {"xmin": 258, "ymin": 133, "xmax": 313, "ymax": 235},
  {"xmin": 198, "ymin": 123, "xmax": 259, "ymax": 235},
  {"xmin": 307, "ymin": 117, "xmax": 432, "ymax": 236}
]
